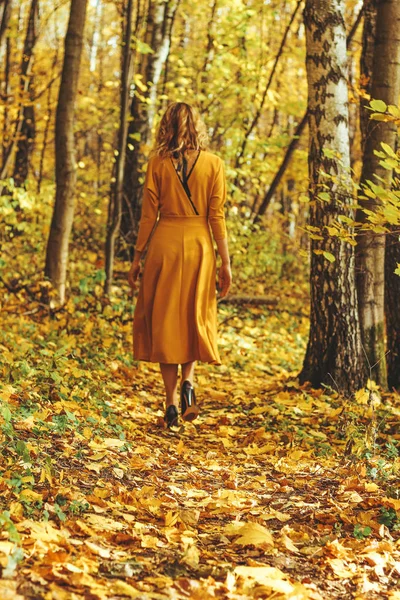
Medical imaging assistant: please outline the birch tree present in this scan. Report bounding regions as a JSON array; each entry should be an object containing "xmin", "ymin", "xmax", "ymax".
[
  {"xmin": 299, "ymin": 0, "xmax": 365, "ymax": 393},
  {"xmin": 0, "ymin": 0, "xmax": 12, "ymax": 51},
  {"xmin": 121, "ymin": 0, "xmax": 180, "ymax": 252}
]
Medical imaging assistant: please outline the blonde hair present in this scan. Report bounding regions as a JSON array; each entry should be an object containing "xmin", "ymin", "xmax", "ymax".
[{"xmin": 153, "ymin": 102, "xmax": 209, "ymax": 157}]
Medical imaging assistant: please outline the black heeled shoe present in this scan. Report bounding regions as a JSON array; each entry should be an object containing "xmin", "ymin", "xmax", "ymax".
[
  {"xmin": 180, "ymin": 380, "xmax": 199, "ymax": 422},
  {"xmin": 164, "ymin": 405, "xmax": 179, "ymax": 428}
]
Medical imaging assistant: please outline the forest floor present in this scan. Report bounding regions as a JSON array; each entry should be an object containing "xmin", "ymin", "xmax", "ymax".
[{"xmin": 1, "ymin": 285, "xmax": 400, "ymax": 600}]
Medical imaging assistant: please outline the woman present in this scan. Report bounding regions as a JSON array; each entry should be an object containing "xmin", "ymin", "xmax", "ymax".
[{"xmin": 128, "ymin": 102, "xmax": 231, "ymax": 428}]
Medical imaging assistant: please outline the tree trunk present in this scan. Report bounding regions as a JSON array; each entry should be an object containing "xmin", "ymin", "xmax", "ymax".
[
  {"xmin": 198, "ymin": 0, "xmax": 218, "ymax": 111},
  {"xmin": 2, "ymin": 35, "xmax": 11, "ymax": 172},
  {"xmin": 104, "ymin": 0, "xmax": 134, "ymax": 295},
  {"xmin": 254, "ymin": 7, "xmax": 363, "ymax": 224},
  {"xmin": 385, "ymin": 225, "xmax": 400, "ymax": 390},
  {"xmin": 96, "ymin": 0, "xmax": 105, "ymax": 198},
  {"xmin": 299, "ymin": 0, "xmax": 366, "ymax": 394},
  {"xmin": 0, "ymin": 0, "xmax": 12, "ymax": 51},
  {"xmin": 356, "ymin": 0, "xmax": 400, "ymax": 388},
  {"xmin": 37, "ymin": 16, "xmax": 59, "ymax": 194},
  {"xmin": 120, "ymin": 0, "xmax": 180, "ymax": 255},
  {"xmin": 382, "ymin": 1, "xmax": 400, "ymax": 390},
  {"xmin": 13, "ymin": 0, "xmax": 39, "ymax": 187},
  {"xmin": 44, "ymin": 0, "xmax": 88, "ymax": 305},
  {"xmin": 159, "ymin": 0, "xmax": 180, "ymax": 103},
  {"xmin": 359, "ymin": 0, "xmax": 378, "ymax": 144}
]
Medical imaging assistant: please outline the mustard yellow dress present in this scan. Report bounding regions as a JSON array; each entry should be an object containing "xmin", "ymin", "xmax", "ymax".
[{"xmin": 133, "ymin": 150, "xmax": 227, "ymax": 365}]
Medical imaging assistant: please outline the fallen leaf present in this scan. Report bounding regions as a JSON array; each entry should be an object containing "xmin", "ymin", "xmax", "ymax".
[
  {"xmin": 327, "ymin": 558, "xmax": 357, "ymax": 579},
  {"xmin": 225, "ymin": 521, "xmax": 274, "ymax": 547},
  {"xmin": 19, "ymin": 489, "xmax": 43, "ymax": 503}
]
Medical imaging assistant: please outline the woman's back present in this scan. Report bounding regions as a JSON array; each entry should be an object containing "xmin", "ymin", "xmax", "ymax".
[
  {"xmin": 136, "ymin": 149, "xmax": 226, "ymax": 252},
  {"xmin": 149, "ymin": 150, "xmax": 223, "ymax": 214}
]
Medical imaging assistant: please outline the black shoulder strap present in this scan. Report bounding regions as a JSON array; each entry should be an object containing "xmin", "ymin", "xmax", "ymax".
[{"xmin": 178, "ymin": 152, "xmax": 199, "ymax": 215}]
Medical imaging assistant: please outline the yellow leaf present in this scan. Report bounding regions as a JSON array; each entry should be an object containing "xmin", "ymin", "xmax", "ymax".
[
  {"xmin": 179, "ymin": 509, "xmax": 200, "ymax": 526},
  {"xmin": 383, "ymin": 497, "xmax": 400, "ymax": 511},
  {"xmin": 364, "ymin": 482, "xmax": 380, "ymax": 492},
  {"xmin": 84, "ymin": 540, "xmax": 111, "ymax": 558},
  {"xmin": 141, "ymin": 535, "xmax": 161, "ymax": 549},
  {"xmin": 370, "ymin": 99, "xmax": 387, "ymax": 112},
  {"xmin": 0, "ymin": 541, "xmax": 15, "ymax": 556},
  {"xmin": 225, "ymin": 521, "xmax": 274, "ymax": 547},
  {"xmin": 327, "ymin": 558, "xmax": 357, "ymax": 578},
  {"xmin": 234, "ymin": 566, "xmax": 294, "ymax": 593},
  {"xmin": 181, "ymin": 544, "xmax": 200, "ymax": 568},
  {"xmin": 361, "ymin": 550, "xmax": 387, "ymax": 576},
  {"xmin": 244, "ymin": 443, "xmax": 275, "ymax": 455},
  {"xmin": 112, "ymin": 580, "xmax": 141, "ymax": 598},
  {"xmin": 355, "ymin": 389, "xmax": 369, "ymax": 404},
  {"xmin": 86, "ymin": 515, "xmax": 124, "ymax": 532},
  {"xmin": 19, "ymin": 489, "xmax": 43, "ymax": 503},
  {"xmin": 262, "ymin": 509, "xmax": 291, "ymax": 522},
  {"xmin": 89, "ymin": 451, "xmax": 108, "ymax": 461},
  {"xmin": 341, "ymin": 491, "xmax": 364, "ymax": 504},
  {"xmin": 176, "ymin": 439, "xmax": 185, "ymax": 455},
  {"xmin": 0, "ymin": 581, "xmax": 24, "ymax": 600},
  {"xmin": 93, "ymin": 487, "xmax": 111, "ymax": 499},
  {"xmin": 323, "ymin": 251, "xmax": 335, "ymax": 263},
  {"xmin": 18, "ymin": 520, "xmax": 67, "ymax": 543},
  {"xmin": 103, "ymin": 438, "xmax": 126, "ymax": 448},
  {"xmin": 280, "ymin": 533, "xmax": 299, "ymax": 553},
  {"xmin": 65, "ymin": 563, "xmax": 83, "ymax": 573},
  {"xmin": 134, "ymin": 74, "xmax": 148, "ymax": 92},
  {"xmin": 86, "ymin": 462, "xmax": 103, "ymax": 474},
  {"xmin": 8, "ymin": 503, "xmax": 23, "ymax": 522},
  {"xmin": 82, "ymin": 427, "xmax": 93, "ymax": 439},
  {"xmin": 113, "ymin": 467, "xmax": 124, "ymax": 479},
  {"xmin": 164, "ymin": 511, "xmax": 179, "ymax": 527}
]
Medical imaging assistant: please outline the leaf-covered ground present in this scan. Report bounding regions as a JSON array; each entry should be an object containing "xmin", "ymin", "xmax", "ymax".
[{"xmin": 1, "ymin": 288, "xmax": 400, "ymax": 600}]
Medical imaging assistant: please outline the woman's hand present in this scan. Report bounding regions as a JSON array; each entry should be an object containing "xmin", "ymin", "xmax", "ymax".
[
  {"xmin": 128, "ymin": 260, "xmax": 141, "ymax": 290},
  {"xmin": 218, "ymin": 263, "xmax": 232, "ymax": 298}
]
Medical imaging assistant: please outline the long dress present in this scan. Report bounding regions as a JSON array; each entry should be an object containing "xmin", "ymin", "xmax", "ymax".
[{"xmin": 133, "ymin": 149, "xmax": 227, "ymax": 365}]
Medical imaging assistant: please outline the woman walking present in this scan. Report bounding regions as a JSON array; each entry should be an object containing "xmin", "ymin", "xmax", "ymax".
[{"xmin": 128, "ymin": 102, "xmax": 231, "ymax": 427}]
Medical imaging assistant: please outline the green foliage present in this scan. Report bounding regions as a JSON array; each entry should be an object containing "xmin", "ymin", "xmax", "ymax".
[
  {"xmin": 378, "ymin": 506, "xmax": 398, "ymax": 530},
  {"xmin": 301, "ymin": 99, "xmax": 400, "ymax": 268},
  {"xmin": 0, "ymin": 511, "xmax": 20, "ymax": 544},
  {"xmin": 227, "ymin": 212, "xmax": 307, "ymax": 291},
  {"xmin": 353, "ymin": 524, "xmax": 371, "ymax": 540}
]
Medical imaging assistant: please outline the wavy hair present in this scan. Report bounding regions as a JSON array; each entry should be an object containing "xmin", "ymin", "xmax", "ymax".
[{"xmin": 153, "ymin": 102, "xmax": 209, "ymax": 157}]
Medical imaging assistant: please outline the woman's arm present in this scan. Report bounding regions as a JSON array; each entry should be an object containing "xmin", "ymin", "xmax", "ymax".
[
  {"xmin": 208, "ymin": 160, "xmax": 227, "ymax": 242},
  {"xmin": 128, "ymin": 159, "xmax": 159, "ymax": 290},
  {"xmin": 209, "ymin": 159, "xmax": 232, "ymax": 298},
  {"xmin": 128, "ymin": 249, "xmax": 143, "ymax": 289},
  {"xmin": 216, "ymin": 237, "xmax": 232, "ymax": 298}
]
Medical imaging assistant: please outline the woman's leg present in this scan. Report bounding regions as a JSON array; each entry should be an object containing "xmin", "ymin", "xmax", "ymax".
[
  {"xmin": 160, "ymin": 363, "xmax": 179, "ymax": 408},
  {"xmin": 180, "ymin": 361, "xmax": 199, "ymax": 420},
  {"xmin": 181, "ymin": 361, "xmax": 196, "ymax": 384}
]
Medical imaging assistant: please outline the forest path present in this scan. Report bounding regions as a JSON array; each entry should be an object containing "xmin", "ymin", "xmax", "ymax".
[{"xmin": 1, "ymin": 302, "xmax": 400, "ymax": 599}]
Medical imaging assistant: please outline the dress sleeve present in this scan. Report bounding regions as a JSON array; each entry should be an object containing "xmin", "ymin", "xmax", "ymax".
[
  {"xmin": 208, "ymin": 158, "xmax": 227, "ymax": 242},
  {"xmin": 135, "ymin": 158, "xmax": 160, "ymax": 252}
]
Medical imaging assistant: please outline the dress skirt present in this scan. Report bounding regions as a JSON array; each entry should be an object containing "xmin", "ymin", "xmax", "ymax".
[{"xmin": 133, "ymin": 216, "xmax": 221, "ymax": 365}]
